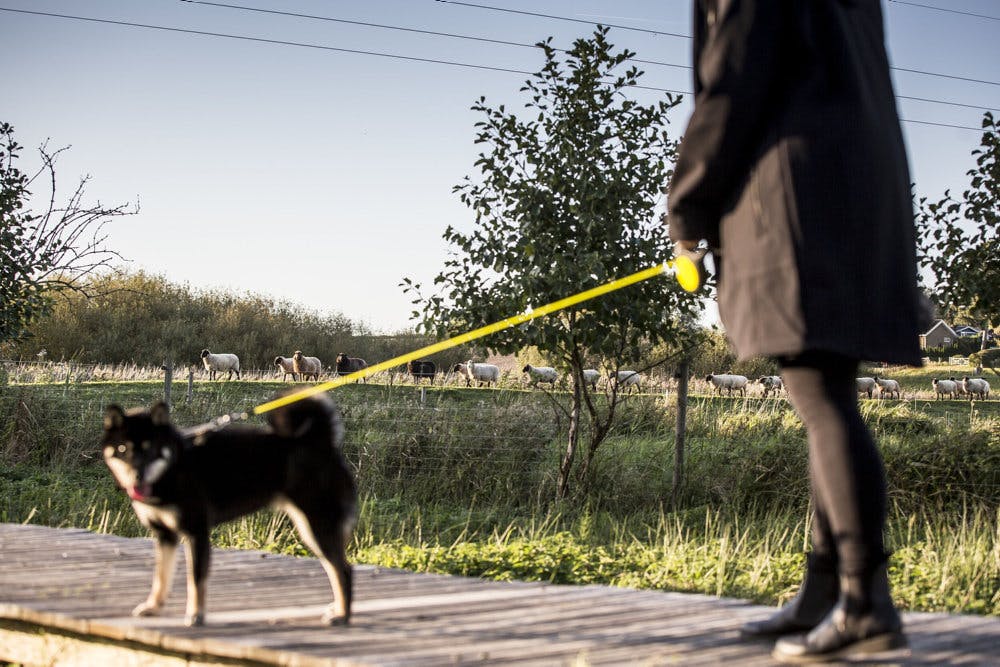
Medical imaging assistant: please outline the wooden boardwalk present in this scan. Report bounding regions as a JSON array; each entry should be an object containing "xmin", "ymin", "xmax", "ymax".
[{"xmin": 1, "ymin": 524, "xmax": 997, "ymax": 666}]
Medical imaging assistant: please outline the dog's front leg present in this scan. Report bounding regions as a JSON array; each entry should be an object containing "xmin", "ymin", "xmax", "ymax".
[
  {"xmin": 183, "ymin": 527, "xmax": 210, "ymax": 626},
  {"xmin": 133, "ymin": 529, "xmax": 178, "ymax": 617}
]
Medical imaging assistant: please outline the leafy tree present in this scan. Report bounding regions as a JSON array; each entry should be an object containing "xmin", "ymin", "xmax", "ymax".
[
  {"xmin": 404, "ymin": 29, "xmax": 703, "ymax": 498},
  {"xmin": 0, "ymin": 122, "xmax": 132, "ymax": 348},
  {"xmin": 916, "ymin": 112, "xmax": 999, "ymax": 350}
]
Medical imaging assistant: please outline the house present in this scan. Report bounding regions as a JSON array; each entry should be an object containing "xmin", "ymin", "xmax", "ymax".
[
  {"xmin": 920, "ymin": 320, "xmax": 958, "ymax": 349},
  {"xmin": 954, "ymin": 325, "xmax": 981, "ymax": 338}
]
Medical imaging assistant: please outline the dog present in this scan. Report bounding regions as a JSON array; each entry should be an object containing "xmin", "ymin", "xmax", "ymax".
[{"xmin": 101, "ymin": 393, "xmax": 356, "ymax": 627}]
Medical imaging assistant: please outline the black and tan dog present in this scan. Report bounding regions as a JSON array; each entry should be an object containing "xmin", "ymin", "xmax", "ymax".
[{"xmin": 101, "ymin": 394, "xmax": 356, "ymax": 626}]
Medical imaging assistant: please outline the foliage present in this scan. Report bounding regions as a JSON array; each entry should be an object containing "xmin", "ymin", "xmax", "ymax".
[
  {"xmin": 404, "ymin": 28, "xmax": 701, "ymax": 497},
  {"xmin": 916, "ymin": 112, "xmax": 999, "ymax": 332},
  {"xmin": 922, "ymin": 336, "xmax": 990, "ymax": 361},
  {"xmin": 0, "ymin": 122, "xmax": 132, "ymax": 348},
  {"xmin": 6, "ymin": 271, "xmax": 473, "ymax": 371}
]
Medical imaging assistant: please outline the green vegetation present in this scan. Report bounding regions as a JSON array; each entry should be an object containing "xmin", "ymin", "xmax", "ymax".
[{"xmin": 2, "ymin": 379, "xmax": 998, "ymax": 615}]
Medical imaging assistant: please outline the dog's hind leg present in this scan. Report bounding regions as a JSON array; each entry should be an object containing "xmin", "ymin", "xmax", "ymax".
[
  {"xmin": 133, "ymin": 529, "xmax": 178, "ymax": 617},
  {"xmin": 183, "ymin": 526, "xmax": 210, "ymax": 626},
  {"xmin": 282, "ymin": 502, "xmax": 353, "ymax": 626}
]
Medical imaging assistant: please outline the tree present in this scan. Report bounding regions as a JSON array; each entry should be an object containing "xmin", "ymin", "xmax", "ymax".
[
  {"xmin": 403, "ymin": 29, "xmax": 703, "ymax": 498},
  {"xmin": 1, "ymin": 122, "xmax": 133, "ymax": 347},
  {"xmin": 916, "ymin": 112, "xmax": 999, "ymax": 350}
]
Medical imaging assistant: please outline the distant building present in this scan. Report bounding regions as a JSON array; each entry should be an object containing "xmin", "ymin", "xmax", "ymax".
[
  {"xmin": 920, "ymin": 320, "xmax": 958, "ymax": 349},
  {"xmin": 953, "ymin": 325, "xmax": 981, "ymax": 338}
]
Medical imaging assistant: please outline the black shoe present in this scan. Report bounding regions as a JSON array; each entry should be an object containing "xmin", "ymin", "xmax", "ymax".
[
  {"xmin": 772, "ymin": 561, "xmax": 907, "ymax": 663},
  {"xmin": 740, "ymin": 552, "xmax": 838, "ymax": 639}
]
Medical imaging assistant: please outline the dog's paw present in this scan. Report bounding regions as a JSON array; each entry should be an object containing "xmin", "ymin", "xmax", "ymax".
[
  {"xmin": 185, "ymin": 612, "xmax": 205, "ymax": 627},
  {"xmin": 321, "ymin": 606, "xmax": 350, "ymax": 626},
  {"xmin": 132, "ymin": 601, "xmax": 161, "ymax": 617}
]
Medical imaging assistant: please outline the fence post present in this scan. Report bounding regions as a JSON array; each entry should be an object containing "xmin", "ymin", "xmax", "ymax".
[
  {"xmin": 162, "ymin": 364, "xmax": 173, "ymax": 408},
  {"xmin": 672, "ymin": 358, "xmax": 690, "ymax": 508},
  {"xmin": 420, "ymin": 387, "xmax": 426, "ymax": 406},
  {"xmin": 187, "ymin": 368, "xmax": 194, "ymax": 404}
]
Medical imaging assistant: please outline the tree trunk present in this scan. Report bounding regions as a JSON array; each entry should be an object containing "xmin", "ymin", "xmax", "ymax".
[
  {"xmin": 672, "ymin": 359, "xmax": 690, "ymax": 508},
  {"xmin": 557, "ymin": 373, "xmax": 583, "ymax": 499}
]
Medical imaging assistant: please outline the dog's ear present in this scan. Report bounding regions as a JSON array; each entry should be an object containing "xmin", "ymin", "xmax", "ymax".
[
  {"xmin": 104, "ymin": 405, "xmax": 125, "ymax": 431},
  {"xmin": 150, "ymin": 401, "xmax": 171, "ymax": 426}
]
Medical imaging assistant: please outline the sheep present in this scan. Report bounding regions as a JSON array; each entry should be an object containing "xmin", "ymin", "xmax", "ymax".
[
  {"xmin": 274, "ymin": 356, "xmax": 297, "ymax": 381},
  {"xmin": 450, "ymin": 363, "xmax": 469, "ymax": 386},
  {"xmin": 612, "ymin": 370, "xmax": 643, "ymax": 394},
  {"xmin": 932, "ymin": 378, "xmax": 957, "ymax": 400},
  {"xmin": 705, "ymin": 373, "xmax": 748, "ymax": 396},
  {"xmin": 856, "ymin": 377, "xmax": 877, "ymax": 399},
  {"xmin": 523, "ymin": 364, "xmax": 558, "ymax": 389},
  {"xmin": 292, "ymin": 350, "xmax": 322, "ymax": 381},
  {"xmin": 335, "ymin": 353, "xmax": 368, "ymax": 383},
  {"xmin": 960, "ymin": 377, "xmax": 991, "ymax": 400},
  {"xmin": 873, "ymin": 375, "xmax": 901, "ymax": 400},
  {"xmin": 581, "ymin": 369, "xmax": 600, "ymax": 391},
  {"xmin": 200, "ymin": 349, "xmax": 240, "ymax": 380},
  {"xmin": 407, "ymin": 360, "xmax": 437, "ymax": 384},
  {"xmin": 465, "ymin": 360, "xmax": 500, "ymax": 388},
  {"xmin": 757, "ymin": 375, "xmax": 783, "ymax": 398}
]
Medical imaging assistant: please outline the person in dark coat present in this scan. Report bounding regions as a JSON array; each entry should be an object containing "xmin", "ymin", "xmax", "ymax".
[{"xmin": 666, "ymin": 1, "xmax": 922, "ymax": 662}]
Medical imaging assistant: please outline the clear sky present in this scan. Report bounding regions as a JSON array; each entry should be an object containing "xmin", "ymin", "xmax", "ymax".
[{"xmin": 2, "ymin": 1, "xmax": 998, "ymax": 332}]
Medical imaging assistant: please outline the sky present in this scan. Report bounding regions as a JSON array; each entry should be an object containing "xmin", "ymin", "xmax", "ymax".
[{"xmin": 2, "ymin": 0, "xmax": 998, "ymax": 333}]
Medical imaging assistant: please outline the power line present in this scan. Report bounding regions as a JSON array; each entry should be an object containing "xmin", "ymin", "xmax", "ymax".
[
  {"xmin": 180, "ymin": 0, "xmax": 997, "ymax": 113},
  {"xmin": 435, "ymin": 0, "xmax": 1000, "ymax": 87},
  {"xmin": 887, "ymin": 0, "xmax": 1000, "ymax": 21},
  {"xmin": 0, "ymin": 6, "xmax": 989, "ymax": 132}
]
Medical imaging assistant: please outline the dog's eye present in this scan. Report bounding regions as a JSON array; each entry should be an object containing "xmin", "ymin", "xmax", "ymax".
[{"xmin": 117, "ymin": 444, "xmax": 127, "ymax": 454}]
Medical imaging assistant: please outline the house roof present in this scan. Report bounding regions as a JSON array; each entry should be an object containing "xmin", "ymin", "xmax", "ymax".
[
  {"xmin": 954, "ymin": 325, "xmax": 981, "ymax": 335},
  {"xmin": 922, "ymin": 320, "xmax": 958, "ymax": 337}
]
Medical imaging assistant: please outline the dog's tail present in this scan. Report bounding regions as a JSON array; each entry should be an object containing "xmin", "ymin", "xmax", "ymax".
[{"xmin": 267, "ymin": 392, "xmax": 344, "ymax": 449}]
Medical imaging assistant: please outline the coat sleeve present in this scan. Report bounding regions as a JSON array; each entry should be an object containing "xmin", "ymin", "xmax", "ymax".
[{"xmin": 666, "ymin": 0, "xmax": 792, "ymax": 246}]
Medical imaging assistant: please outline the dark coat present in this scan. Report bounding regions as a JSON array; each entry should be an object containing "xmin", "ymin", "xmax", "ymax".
[{"xmin": 667, "ymin": 0, "xmax": 922, "ymax": 366}]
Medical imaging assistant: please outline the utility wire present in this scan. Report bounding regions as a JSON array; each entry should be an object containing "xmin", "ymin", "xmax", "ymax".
[
  {"xmin": 435, "ymin": 0, "xmax": 1000, "ymax": 87},
  {"xmin": 0, "ymin": 6, "xmax": 990, "ymax": 131},
  {"xmin": 887, "ymin": 0, "xmax": 1000, "ymax": 21},
  {"xmin": 180, "ymin": 0, "xmax": 997, "ymax": 112}
]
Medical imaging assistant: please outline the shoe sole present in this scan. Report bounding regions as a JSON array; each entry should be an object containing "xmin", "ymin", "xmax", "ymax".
[{"xmin": 772, "ymin": 632, "xmax": 908, "ymax": 664}]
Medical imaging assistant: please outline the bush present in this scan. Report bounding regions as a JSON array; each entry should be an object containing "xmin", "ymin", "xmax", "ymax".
[{"xmin": 969, "ymin": 348, "xmax": 1000, "ymax": 369}]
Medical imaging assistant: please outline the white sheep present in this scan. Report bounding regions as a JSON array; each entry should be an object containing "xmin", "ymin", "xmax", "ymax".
[
  {"xmin": 613, "ymin": 370, "xmax": 643, "ymax": 394},
  {"xmin": 757, "ymin": 375, "xmax": 783, "ymax": 398},
  {"xmin": 523, "ymin": 364, "xmax": 558, "ymax": 389},
  {"xmin": 856, "ymin": 377, "xmax": 877, "ymax": 399},
  {"xmin": 582, "ymin": 369, "xmax": 600, "ymax": 391},
  {"xmin": 932, "ymin": 378, "xmax": 957, "ymax": 400},
  {"xmin": 200, "ymin": 349, "xmax": 240, "ymax": 380},
  {"xmin": 292, "ymin": 350, "xmax": 322, "ymax": 381},
  {"xmin": 960, "ymin": 377, "xmax": 991, "ymax": 400},
  {"xmin": 465, "ymin": 360, "xmax": 500, "ymax": 387},
  {"xmin": 873, "ymin": 375, "xmax": 901, "ymax": 400},
  {"xmin": 274, "ymin": 356, "xmax": 297, "ymax": 381},
  {"xmin": 705, "ymin": 373, "xmax": 748, "ymax": 396}
]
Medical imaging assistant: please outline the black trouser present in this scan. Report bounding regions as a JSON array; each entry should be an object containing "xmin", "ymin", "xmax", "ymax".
[{"xmin": 779, "ymin": 351, "xmax": 887, "ymax": 575}]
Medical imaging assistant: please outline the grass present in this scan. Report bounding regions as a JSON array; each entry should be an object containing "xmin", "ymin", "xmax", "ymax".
[{"xmin": 1, "ymin": 377, "xmax": 998, "ymax": 616}]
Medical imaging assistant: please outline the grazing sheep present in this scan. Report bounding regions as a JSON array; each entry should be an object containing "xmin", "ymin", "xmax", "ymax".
[
  {"xmin": 292, "ymin": 351, "xmax": 322, "ymax": 381},
  {"xmin": 856, "ymin": 377, "xmax": 877, "ymax": 399},
  {"xmin": 450, "ymin": 363, "xmax": 469, "ymax": 386},
  {"xmin": 757, "ymin": 375, "xmax": 783, "ymax": 397},
  {"xmin": 335, "ymin": 353, "xmax": 368, "ymax": 383},
  {"xmin": 705, "ymin": 373, "xmax": 748, "ymax": 396},
  {"xmin": 960, "ymin": 376, "xmax": 991, "ymax": 400},
  {"xmin": 523, "ymin": 364, "xmax": 558, "ymax": 389},
  {"xmin": 200, "ymin": 349, "xmax": 240, "ymax": 380},
  {"xmin": 932, "ymin": 378, "xmax": 957, "ymax": 400},
  {"xmin": 612, "ymin": 370, "xmax": 643, "ymax": 394},
  {"xmin": 873, "ymin": 375, "xmax": 901, "ymax": 399},
  {"xmin": 274, "ymin": 356, "xmax": 297, "ymax": 381},
  {"xmin": 407, "ymin": 360, "xmax": 437, "ymax": 384},
  {"xmin": 581, "ymin": 369, "xmax": 600, "ymax": 391},
  {"xmin": 465, "ymin": 360, "xmax": 500, "ymax": 388}
]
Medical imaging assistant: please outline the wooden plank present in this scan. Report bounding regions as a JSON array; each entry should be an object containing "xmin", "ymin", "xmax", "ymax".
[{"xmin": 2, "ymin": 523, "xmax": 998, "ymax": 666}]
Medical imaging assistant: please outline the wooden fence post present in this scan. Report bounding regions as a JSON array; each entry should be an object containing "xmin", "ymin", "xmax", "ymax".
[
  {"xmin": 187, "ymin": 368, "xmax": 194, "ymax": 404},
  {"xmin": 672, "ymin": 358, "xmax": 690, "ymax": 508}
]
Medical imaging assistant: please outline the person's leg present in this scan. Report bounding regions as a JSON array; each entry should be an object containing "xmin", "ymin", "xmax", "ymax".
[{"xmin": 771, "ymin": 352, "xmax": 905, "ymax": 663}]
